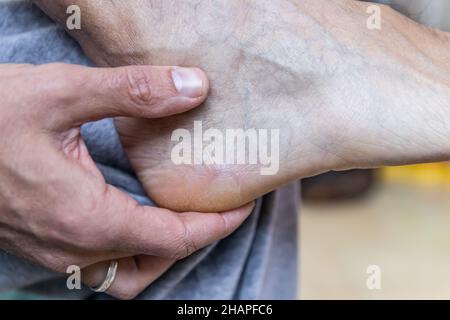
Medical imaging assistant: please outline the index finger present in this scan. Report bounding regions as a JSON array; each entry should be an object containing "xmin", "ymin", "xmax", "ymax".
[{"xmin": 105, "ymin": 187, "xmax": 255, "ymax": 259}]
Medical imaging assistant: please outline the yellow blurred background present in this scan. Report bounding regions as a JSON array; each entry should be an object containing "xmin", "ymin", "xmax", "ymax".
[{"xmin": 299, "ymin": 163, "xmax": 450, "ymax": 299}]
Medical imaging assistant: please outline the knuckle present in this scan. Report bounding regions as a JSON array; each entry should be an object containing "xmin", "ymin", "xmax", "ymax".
[
  {"xmin": 169, "ymin": 220, "xmax": 198, "ymax": 260},
  {"xmin": 215, "ymin": 213, "xmax": 230, "ymax": 235},
  {"xmin": 123, "ymin": 68, "xmax": 158, "ymax": 109}
]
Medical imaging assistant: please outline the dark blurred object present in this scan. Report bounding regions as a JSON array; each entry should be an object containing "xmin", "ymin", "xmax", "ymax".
[{"xmin": 302, "ymin": 169, "xmax": 377, "ymax": 202}]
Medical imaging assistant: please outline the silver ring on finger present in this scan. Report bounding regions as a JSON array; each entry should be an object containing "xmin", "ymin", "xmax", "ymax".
[{"xmin": 90, "ymin": 260, "xmax": 118, "ymax": 293}]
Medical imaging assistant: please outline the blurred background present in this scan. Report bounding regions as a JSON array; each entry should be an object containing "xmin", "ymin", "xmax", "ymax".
[{"xmin": 299, "ymin": 164, "xmax": 450, "ymax": 299}]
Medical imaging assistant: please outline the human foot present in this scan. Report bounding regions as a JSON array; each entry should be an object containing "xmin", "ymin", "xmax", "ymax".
[
  {"xmin": 113, "ymin": 0, "xmax": 450, "ymax": 212},
  {"xmin": 38, "ymin": 0, "xmax": 450, "ymax": 212}
]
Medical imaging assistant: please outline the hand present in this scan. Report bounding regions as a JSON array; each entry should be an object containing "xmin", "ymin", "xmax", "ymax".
[
  {"xmin": 0, "ymin": 63, "xmax": 254, "ymax": 299},
  {"xmin": 36, "ymin": 0, "xmax": 450, "ymax": 212}
]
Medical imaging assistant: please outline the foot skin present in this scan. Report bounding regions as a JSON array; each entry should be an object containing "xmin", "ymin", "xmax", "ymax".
[
  {"xmin": 45, "ymin": 0, "xmax": 450, "ymax": 212},
  {"xmin": 111, "ymin": 1, "xmax": 346, "ymax": 212},
  {"xmin": 113, "ymin": 2, "xmax": 343, "ymax": 212}
]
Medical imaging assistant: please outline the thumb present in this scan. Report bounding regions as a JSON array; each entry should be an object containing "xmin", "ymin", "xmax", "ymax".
[{"xmin": 40, "ymin": 63, "xmax": 209, "ymax": 128}]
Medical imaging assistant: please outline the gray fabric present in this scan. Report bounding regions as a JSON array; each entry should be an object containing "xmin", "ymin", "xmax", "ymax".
[{"xmin": 0, "ymin": 0, "xmax": 299, "ymax": 300}]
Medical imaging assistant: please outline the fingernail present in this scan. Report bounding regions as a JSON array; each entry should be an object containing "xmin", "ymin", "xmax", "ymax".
[{"xmin": 172, "ymin": 68, "xmax": 204, "ymax": 98}]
